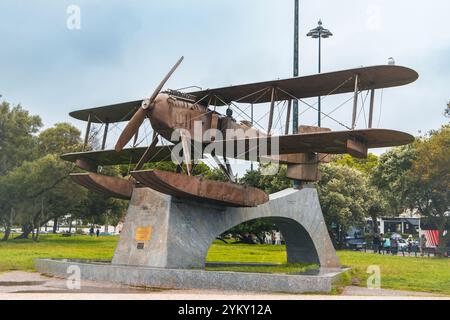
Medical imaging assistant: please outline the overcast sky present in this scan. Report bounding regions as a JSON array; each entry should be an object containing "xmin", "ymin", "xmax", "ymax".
[{"xmin": 1, "ymin": 0, "xmax": 448, "ymax": 168}]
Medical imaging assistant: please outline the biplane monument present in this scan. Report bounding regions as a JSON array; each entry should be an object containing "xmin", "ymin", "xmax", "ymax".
[{"xmin": 37, "ymin": 57, "xmax": 418, "ymax": 293}]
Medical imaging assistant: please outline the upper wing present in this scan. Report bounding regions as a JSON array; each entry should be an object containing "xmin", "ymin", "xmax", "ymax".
[
  {"xmin": 67, "ymin": 65, "xmax": 418, "ymax": 123},
  {"xmin": 208, "ymin": 129, "xmax": 414, "ymax": 159},
  {"xmin": 69, "ymin": 100, "xmax": 143, "ymax": 123},
  {"xmin": 187, "ymin": 65, "xmax": 418, "ymax": 106},
  {"xmin": 61, "ymin": 146, "xmax": 174, "ymax": 166}
]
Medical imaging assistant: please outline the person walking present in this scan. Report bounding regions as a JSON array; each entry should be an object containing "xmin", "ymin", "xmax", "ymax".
[
  {"xmin": 407, "ymin": 235, "xmax": 414, "ymax": 255},
  {"xmin": 391, "ymin": 237, "xmax": 398, "ymax": 256},
  {"xmin": 420, "ymin": 234, "xmax": 427, "ymax": 256},
  {"xmin": 373, "ymin": 234, "xmax": 380, "ymax": 254},
  {"xmin": 274, "ymin": 232, "xmax": 281, "ymax": 245},
  {"xmin": 379, "ymin": 233, "xmax": 385, "ymax": 254},
  {"xmin": 96, "ymin": 228, "xmax": 100, "ymax": 237},
  {"xmin": 383, "ymin": 236, "xmax": 391, "ymax": 254},
  {"xmin": 89, "ymin": 226, "xmax": 94, "ymax": 237}
]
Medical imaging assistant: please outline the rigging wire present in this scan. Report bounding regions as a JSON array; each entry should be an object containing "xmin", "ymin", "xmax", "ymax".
[
  {"xmin": 277, "ymin": 87, "xmax": 352, "ymax": 130},
  {"xmin": 355, "ymin": 90, "xmax": 370, "ymax": 128}
]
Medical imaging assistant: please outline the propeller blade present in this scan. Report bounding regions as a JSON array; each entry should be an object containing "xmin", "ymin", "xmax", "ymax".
[
  {"xmin": 114, "ymin": 56, "xmax": 184, "ymax": 152},
  {"xmin": 115, "ymin": 107, "xmax": 147, "ymax": 152},
  {"xmin": 146, "ymin": 56, "xmax": 184, "ymax": 106}
]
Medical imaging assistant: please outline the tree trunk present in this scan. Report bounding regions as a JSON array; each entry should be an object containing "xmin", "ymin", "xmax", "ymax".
[
  {"xmin": 31, "ymin": 224, "xmax": 35, "ymax": 240},
  {"xmin": 215, "ymin": 237, "xmax": 228, "ymax": 244},
  {"xmin": 14, "ymin": 214, "xmax": 53, "ymax": 240},
  {"xmin": 2, "ymin": 228, "xmax": 11, "ymax": 241},
  {"xmin": 52, "ymin": 217, "xmax": 58, "ymax": 233},
  {"xmin": 1, "ymin": 208, "xmax": 14, "ymax": 241},
  {"xmin": 371, "ymin": 215, "xmax": 379, "ymax": 233},
  {"xmin": 14, "ymin": 224, "xmax": 32, "ymax": 239},
  {"xmin": 68, "ymin": 219, "xmax": 72, "ymax": 233},
  {"xmin": 32, "ymin": 218, "xmax": 41, "ymax": 242}
]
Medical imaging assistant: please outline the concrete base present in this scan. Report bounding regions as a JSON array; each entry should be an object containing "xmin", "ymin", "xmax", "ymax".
[
  {"xmin": 35, "ymin": 259, "xmax": 346, "ymax": 294},
  {"xmin": 35, "ymin": 186, "xmax": 343, "ymax": 293},
  {"xmin": 112, "ymin": 186, "xmax": 340, "ymax": 269}
]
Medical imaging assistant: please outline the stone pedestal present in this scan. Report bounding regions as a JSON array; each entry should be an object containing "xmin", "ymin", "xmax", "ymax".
[{"xmin": 112, "ymin": 186, "xmax": 340, "ymax": 269}]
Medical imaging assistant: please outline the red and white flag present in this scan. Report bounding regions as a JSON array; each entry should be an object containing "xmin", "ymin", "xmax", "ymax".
[{"xmin": 424, "ymin": 230, "xmax": 440, "ymax": 247}]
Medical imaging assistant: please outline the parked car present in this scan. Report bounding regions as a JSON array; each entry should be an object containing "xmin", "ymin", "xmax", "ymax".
[
  {"xmin": 397, "ymin": 238, "xmax": 408, "ymax": 250},
  {"xmin": 345, "ymin": 237, "xmax": 366, "ymax": 250}
]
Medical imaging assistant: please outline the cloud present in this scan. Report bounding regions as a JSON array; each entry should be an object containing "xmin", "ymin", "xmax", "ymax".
[{"xmin": 0, "ymin": 0, "xmax": 448, "ymax": 145}]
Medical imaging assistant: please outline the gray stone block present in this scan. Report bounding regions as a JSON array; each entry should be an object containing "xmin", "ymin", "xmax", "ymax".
[
  {"xmin": 35, "ymin": 259, "xmax": 346, "ymax": 294},
  {"xmin": 112, "ymin": 187, "xmax": 340, "ymax": 269}
]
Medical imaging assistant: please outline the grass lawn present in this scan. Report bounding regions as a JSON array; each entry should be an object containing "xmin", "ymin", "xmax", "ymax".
[
  {"xmin": 0, "ymin": 233, "xmax": 117, "ymax": 272},
  {"xmin": 1, "ymin": 234, "xmax": 449, "ymax": 295}
]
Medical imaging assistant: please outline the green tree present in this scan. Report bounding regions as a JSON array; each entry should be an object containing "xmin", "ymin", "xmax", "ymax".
[
  {"xmin": 1, "ymin": 121, "xmax": 87, "ymax": 241},
  {"xmin": 333, "ymin": 153, "xmax": 387, "ymax": 232},
  {"xmin": 74, "ymin": 165, "xmax": 128, "ymax": 232},
  {"xmin": 221, "ymin": 165, "xmax": 290, "ymax": 242},
  {"xmin": 317, "ymin": 163, "xmax": 381, "ymax": 247},
  {"xmin": 371, "ymin": 145, "xmax": 416, "ymax": 216},
  {"xmin": 240, "ymin": 165, "xmax": 291, "ymax": 194},
  {"xmin": 37, "ymin": 122, "xmax": 82, "ymax": 156},
  {"xmin": 333, "ymin": 153, "xmax": 379, "ymax": 174},
  {"xmin": 409, "ymin": 125, "xmax": 450, "ymax": 255},
  {"xmin": 1, "ymin": 155, "xmax": 86, "ymax": 241},
  {"xmin": 0, "ymin": 102, "xmax": 42, "ymax": 175}
]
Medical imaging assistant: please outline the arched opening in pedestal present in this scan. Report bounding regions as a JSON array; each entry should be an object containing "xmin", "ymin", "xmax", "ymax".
[{"xmin": 205, "ymin": 217, "xmax": 321, "ymax": 273}]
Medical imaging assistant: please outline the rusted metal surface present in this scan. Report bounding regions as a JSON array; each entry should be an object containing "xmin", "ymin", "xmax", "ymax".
[
  {"xmin": 70, "ymin": 172, "xmax": 133, "ymax": 200},
  {"xmin": 210, "ymin": 128, "xmax": 414, "ymax": 160},
  {"xmin": 68, "ymin": 65, "xmax": 418, "ymax": 123},
  {"xmin": 287, "ymin": 159, "xmax": 321, "ymax": 181},
  {"xmin": 131, "ymin": 170, "xmax": 269, "ymax": 207},
  {"xmin": 61, "ymin": 63, "xmax": 419, "ymax": 198},
  {"xmin": 61, "ymin": 145, "xmax": 174, "ymax": 166},
  {"xmin": 115, "ymin": 107, "xmax": 148, "ymax": 151},
  {"xmin": 115, "ymin": 57, "xmax": 184, "ymax": 151},
  {"xmin": 346, "ymin": 138, "xmax": 368, "ymax": 158},
  {"xmin": 75, "ymin": 158, "xmax": 98, "ymax": 172},
  {"xmin": 188, "ymin": 65, "xmax": 418, "ymax": 106}
]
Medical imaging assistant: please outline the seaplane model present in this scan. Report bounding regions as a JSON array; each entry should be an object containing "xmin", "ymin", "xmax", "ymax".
[{"xmin": 62, "ymin": 57, "xmax": 418, "ymax": 207}]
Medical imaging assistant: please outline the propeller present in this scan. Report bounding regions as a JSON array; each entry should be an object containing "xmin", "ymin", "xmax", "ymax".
[{"xmin": 115, "ymin": 56, "xmax": 184, "ymax": 152}]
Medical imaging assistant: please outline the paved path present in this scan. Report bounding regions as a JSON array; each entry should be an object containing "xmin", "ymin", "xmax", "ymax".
[
  {"xmin": 0, "ymin": 271, "xmax": 448, "ymax": 300},
  {"xmin": 342, "ymin": 286, "xmax": 445, "ymax": 297}
]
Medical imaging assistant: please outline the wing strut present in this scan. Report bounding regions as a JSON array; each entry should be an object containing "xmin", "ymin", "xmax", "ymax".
[
  {"xmin": 368, "ymin": 89, "xmax": 375, "ymax": 128},
  {"xmin": 285, "ymin": 99, "xmax": 292, "ymax": 135},
  {"xmin": 267, "ymin": 87, "xmax": 276, "ymax": 134},
  {"xmin": 351, "ymin": 74, "xmax": 360, "ymax": 129}
]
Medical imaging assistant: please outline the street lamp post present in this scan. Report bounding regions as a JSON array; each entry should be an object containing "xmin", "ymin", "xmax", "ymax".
[
  {"xmin": 292, "ymin": 0, "xmax": 299, "ymax": 135},
  {"xmin": 307, "ymin": 20, "xmax": 333, "ymax": 127}
]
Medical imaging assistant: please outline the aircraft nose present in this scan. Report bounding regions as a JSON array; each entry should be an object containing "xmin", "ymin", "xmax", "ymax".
[{"xmin": 150, "ymin": 93, "xmax": 165, "ymax": 110}]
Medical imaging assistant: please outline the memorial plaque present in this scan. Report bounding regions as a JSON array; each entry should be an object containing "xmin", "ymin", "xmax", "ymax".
[{"xmin": 135, "ymin": 226, "xmax": 152, "ymax": 241}]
